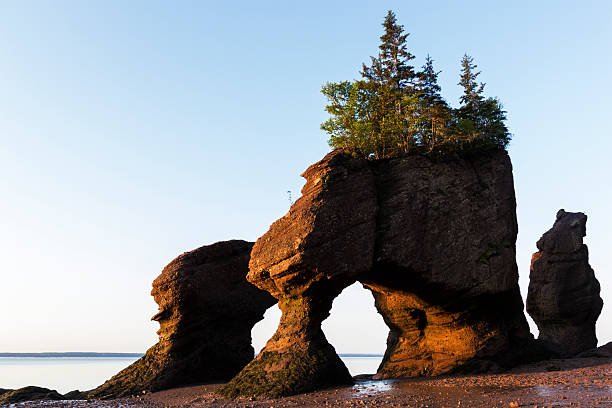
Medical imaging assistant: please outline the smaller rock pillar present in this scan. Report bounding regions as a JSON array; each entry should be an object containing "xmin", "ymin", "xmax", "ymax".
[{"xmin": 527, "ymin": 209, "xmax": 603, "ymax": 356}]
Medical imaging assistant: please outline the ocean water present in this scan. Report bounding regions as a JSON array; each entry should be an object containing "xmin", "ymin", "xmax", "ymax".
[{"xmin": 0, "ymin": 355, "xmax": 382, "ymax": 394}]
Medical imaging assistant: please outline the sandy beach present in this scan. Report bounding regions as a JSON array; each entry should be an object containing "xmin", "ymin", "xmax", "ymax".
[{"xmin": 6, "ymin": 352, "xmax": 611, "ymax": 408}]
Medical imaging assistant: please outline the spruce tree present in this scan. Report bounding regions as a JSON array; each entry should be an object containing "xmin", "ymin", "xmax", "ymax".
[
  {"xmin": 456, "ymin": 54, "xmax": 510, "ymax": 149},
  {"xmin": 418, "ymin": 55, "xmax": 450, "ymax": 151},
  {"xmin": 360, "ymin": 10, "xmax": 418, "ymax": 157},
  {"xmin": 478, "ymin": 97, "xmax": 511, "ymax": 148},
  {"xmin": 320, "ymin": 12, "xmax": 511, "ymax": 158},
  {"xmin": 458, "ymin": 54, "xmax": 484, "ymax": 107},
  {"xmin": 456, "ymin": 54, "xmax": 485, "ymax": 143}
]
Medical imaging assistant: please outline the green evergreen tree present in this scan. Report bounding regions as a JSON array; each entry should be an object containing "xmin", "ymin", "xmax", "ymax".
[
  {"xmin": 478, "ymin": 97, "xmax": 511, "ymax": 148},
  {"xmin": 458, "ymin": 54, "xmax": 485, "ymax": 107},
  {"xmin": 360, "ymin": 10, "xmax": 418, "ymax": 157},
  {"xmin": 456, "ymin": 54, "xmax": 486, "ymax": 143},
  {"xmin": 417, "ymin": 55, "xmax": 451, "ymax": 151},
  {"xmin": 455, "ymin": 54, "xmax": 511, "ymax": 149},
  {"xmin": 320, "ymin": 13, "xmax": 511, "ymax": 158}
]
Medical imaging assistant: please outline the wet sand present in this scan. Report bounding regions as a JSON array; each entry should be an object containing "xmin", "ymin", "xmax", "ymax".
[{"xmin": 8, "ymin": 354, "xmax": 611, "ymax": 408}]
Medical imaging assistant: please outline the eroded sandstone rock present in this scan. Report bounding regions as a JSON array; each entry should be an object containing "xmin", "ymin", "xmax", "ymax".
[
  {"xmin": 90, "ymin": 240, "xmax": 275, "ymax": 399},
  {"xmin": 363, "ymin": 151, "xmax": 534, "ymax": 378},
  {"xmin": 219, "ymin": 150, "xmax": 378, "ymax": 397},
  {"xmin": 223, "ymin": 148, "xmax": 535, "ymax": 397},
  {"xmin": 527, "ymin": 210, "xmax": 603, "ymax": 356}
]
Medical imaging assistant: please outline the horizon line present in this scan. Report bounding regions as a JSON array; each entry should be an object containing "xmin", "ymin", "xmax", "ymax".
[{"xmin": 0, "ymin": 352, "xmax": 384, "ymax": 358}]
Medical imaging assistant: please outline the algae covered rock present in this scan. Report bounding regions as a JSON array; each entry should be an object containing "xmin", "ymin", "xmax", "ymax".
[{"xmin": 0, "ymin": 386, "xmax": 64, "ymax": 404}]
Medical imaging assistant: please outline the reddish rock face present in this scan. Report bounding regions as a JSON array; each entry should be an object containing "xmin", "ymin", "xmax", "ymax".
[
  {"xmin": 222, "ymin": 149, "xmax": 535, "ymax": 398},
  {"xmin": 364, "ymin": 151, "xmax": 533, "ymax": 378},
  {"xmin": 220, "ymin": 150, "xmax": 378, "ymax": 398},
  {"xmin": 246, "ymin": 149, "xmax": 378, "ymax": 299},
  {"xmin": 527, "ymin": 210, "xmax": 603, "ymax": 357},
  {"xmin": 90, "ymin": 240, "xmax": 275, "ymax": 399}
]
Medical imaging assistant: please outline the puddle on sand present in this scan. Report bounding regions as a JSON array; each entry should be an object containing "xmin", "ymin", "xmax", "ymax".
[
  {"xmin": 352, "ymin": 380, "xmax": 394, "ymax": 395},
  {"xmin": 535, "ymin": 385, "xmax": 557, "ymax": 397}
]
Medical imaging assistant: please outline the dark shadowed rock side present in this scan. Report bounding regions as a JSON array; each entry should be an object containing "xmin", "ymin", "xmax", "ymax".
[
  {"xmin": 0, "ymin": 386, "xmax": 87, "ymax": 404},
  {"xmin": 527, "ymin": 210, "xmax": 603, "ymax": 357},
  {"xmin": 220, "ymin": 148, "xmax": 536, "ymax": 398},
  {"xmin": 363, "ymin": 151, "xmax": 534, "ymax": 378},
  {"xmin": 90, "ymin": 240, "xmax": 275, "ymax": 399},
  {"xmin": 0, "ymin": 387, "xmax": 62, "ymax": 404}
]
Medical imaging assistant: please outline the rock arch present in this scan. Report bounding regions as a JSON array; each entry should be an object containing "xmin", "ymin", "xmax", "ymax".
[
  {"xmin": 220, "ymin": 149, "xmax": 536, "ymax": 398},
  {"xmin": 321, "ymin": 282, "xmax": 388, "ymax": 362}
]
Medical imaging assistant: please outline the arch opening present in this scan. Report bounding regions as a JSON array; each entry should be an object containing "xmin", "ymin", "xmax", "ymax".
[
  {"xmin": 322, "ymin": 282, "xmax": 388, "ymax": 376},
  {"xmin": 250, "ymin": 303, "xmax": 281, "ymax": 355}
]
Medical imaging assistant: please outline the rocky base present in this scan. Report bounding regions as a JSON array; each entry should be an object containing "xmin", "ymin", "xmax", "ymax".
[
  {"xmin": 18, "ymin": 344, "xmax": 612, "ymax": 408},
  {"xmin": 0, "ymin": 386, "xmax": 86, "ymax": 404},
  {"xmin": 366, "ymin": 286, "xmax": 535, "ymax": 378},
  {"xmin": 219, "ymin": 295, "xmax": 353, "ymax": 397}
]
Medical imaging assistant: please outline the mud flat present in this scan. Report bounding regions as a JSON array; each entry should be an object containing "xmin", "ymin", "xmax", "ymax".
[{"xmin": 7, "ymin": 350, "xmax": 611, "ymax": 408}]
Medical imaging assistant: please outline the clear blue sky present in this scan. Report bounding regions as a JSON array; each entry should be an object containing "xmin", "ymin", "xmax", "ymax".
[{"xmin": 1, "ymin": 1, "xmax": 610, "ymax": 354}]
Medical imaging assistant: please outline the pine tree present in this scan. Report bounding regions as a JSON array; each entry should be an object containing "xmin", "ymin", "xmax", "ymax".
[
  {"xmin": 417, "ymin": 55, "xmax": 450, "ymax": 151},
  {"xmin": 378, "ymin": 11, "xmax": 417, "ymax": 92},
  {"xmin": 456, "ymin": 54, "xmax": 510, "ymax": 149},
  {"xmin": 360, "ymin": 10, "xmax": 418, "ymax": 157},
  {"xmin": 458, "ymin": 54, "xmax": 484, "ymax": 107},
  {"xmin": 456, "ymin": 54, "xmax": 485, "ymax": 143},
  {"xmin": 478, "ymin": 97, "xmax": 511, "ymax": 149},
  {"xmin": 320, "ymin": 12, "xmax": 511, "ymax": 158}
]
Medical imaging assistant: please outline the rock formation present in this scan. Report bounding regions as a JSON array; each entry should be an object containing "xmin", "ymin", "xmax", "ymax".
[
  {"xmin": 221, "ymin": 148, "xmax": 535, "ymax": 398},
  {"xmin": 527, "ymin": 210, "xmax": 603, "ymax": 356},
  {"xmin": 90, "ymin": 240, "xmax": 275, "ymax": 399},
  {"xmin": 0, "ymin": 386, "xmax": 64, "ymax": 404},
  {"xmin": 219, "ymin": 151, "xmax": 377, "ymax": 397},
  {"xmin": 363, "ymin": 152, "xmax": 533, "ymax": 378}
]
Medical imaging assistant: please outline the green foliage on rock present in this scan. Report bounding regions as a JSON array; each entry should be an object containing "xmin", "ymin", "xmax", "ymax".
[{"xmin": 321, "ymin": 11, "xmax": 511, "ymax": 159}]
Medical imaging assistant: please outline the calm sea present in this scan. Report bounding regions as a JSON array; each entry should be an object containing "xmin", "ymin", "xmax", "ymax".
[{"xmin": 0, "ymin": 355, "xmax": 382, "ymax": 394}]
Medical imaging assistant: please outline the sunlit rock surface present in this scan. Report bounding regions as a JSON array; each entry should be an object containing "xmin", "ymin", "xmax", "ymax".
[
  {"xmin": 222, "ymin": 149, "xmax": 536, "ymax": 397},
  {"xmin": 363, "ymin": 151, "xmax": 533, "ymax": 378},
  {"xmin": 219, "ymin": 150, "xmax": 377, "ymax": 398}
]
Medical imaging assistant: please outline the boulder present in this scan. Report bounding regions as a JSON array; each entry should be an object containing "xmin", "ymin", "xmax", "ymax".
[
  {"xmin": 223, "ymin": 149, "xmax": 536, "ymax": 397},
  {"xmin": 527, "ymin": 210, "xmax": 603, "ymax": 356},
  {"xmin": 90, "ymin": 240, "xmax": 276, "ymax": 399},
  {"xmin": 0, "ymin": 386, "xmax": 63, "ymax": 404}
]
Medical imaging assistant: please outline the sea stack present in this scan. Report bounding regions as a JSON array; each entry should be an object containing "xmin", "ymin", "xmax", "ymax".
[
  {"xmin": 221, "ymin": 148, "xmax": 535, "ymax": 398},
  {"xmin": 90, "ymin": 240, "xmax": 276, "ymax": 399},
  {"xmin": 527, "ymin": 210, "xmax": 603, "ymax": 356}
]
